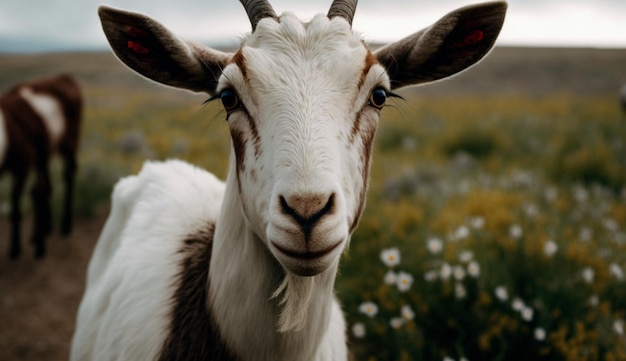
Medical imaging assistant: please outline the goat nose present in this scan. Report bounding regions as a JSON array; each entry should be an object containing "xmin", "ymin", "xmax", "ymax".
[{"xmin": 279, "ymin": 193, "xmax": 335, "ymax": 236}]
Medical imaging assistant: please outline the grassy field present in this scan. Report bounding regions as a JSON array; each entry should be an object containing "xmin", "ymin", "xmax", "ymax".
[{"xmin": 1, "ymin": 47, "xmax": 626, "ymax": 360}]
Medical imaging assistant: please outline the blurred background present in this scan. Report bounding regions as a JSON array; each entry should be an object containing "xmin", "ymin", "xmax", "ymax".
[{"xmin": 1, "ymin": 1, "xmax": 625, "ymax": 360}]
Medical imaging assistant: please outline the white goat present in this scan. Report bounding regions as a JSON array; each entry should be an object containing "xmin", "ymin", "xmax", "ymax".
[{"xmin": 71, "ymin": 1, "xmax": 507, "ymax": 360}]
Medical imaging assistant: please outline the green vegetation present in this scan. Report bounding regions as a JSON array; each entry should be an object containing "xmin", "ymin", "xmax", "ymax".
[{"xmin": 342, "ymin": 96, "xmax": 626, "ymax": 361}]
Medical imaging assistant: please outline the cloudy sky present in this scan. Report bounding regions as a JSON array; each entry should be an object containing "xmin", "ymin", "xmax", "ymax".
[{"xmin": 1, "ymin": 0, "xmax": 625, "ymax": 52}]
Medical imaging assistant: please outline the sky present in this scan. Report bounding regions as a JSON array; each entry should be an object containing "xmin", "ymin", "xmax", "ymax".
[{"xmin": 0, "ymin": 0, "xmax": 625, "ymax": 52}]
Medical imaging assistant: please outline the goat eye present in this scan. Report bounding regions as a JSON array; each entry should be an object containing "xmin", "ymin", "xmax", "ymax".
[
  {"xmin": 220, "ymin": 90, "xmax": 240, "ymax": 111},
  {"xmin": 369, "ymin": 88, "xmax": 387, "ymax": 109}
]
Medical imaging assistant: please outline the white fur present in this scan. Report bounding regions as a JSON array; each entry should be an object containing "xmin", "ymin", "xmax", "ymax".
[
  {"xmin": 0, "ymin": 110, "xmax": 7, "ymax": 165},
  {"xmin": 18, "ymin": 86, "xmax": 66, "ymax": 150},
  {"xmin": 71, "ymin": 160, "xmax": 225, "ymax": 360}
]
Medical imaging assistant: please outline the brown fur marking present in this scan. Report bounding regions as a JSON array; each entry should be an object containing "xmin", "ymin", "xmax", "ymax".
[
  {"xmin": 349, "ymin": 114, "xmax": 377, "ymax": 234},
  {"xmin": 350, "ymin": 51, "xmax": 379, "ymax": 143},
  {"xmin": 228, "ymin": 51, "xmax": 262, "ymax": 159},
  {"xmin": 357, "ymin": 49, "xmax": 380, "ymax": 91},
  {"xmin": 230, "ymin": 50, "xmax": 247, "ymax": 79},
  {"xmin": 158, "ymin": 222, "xmax": 240, "ymax": 361}
]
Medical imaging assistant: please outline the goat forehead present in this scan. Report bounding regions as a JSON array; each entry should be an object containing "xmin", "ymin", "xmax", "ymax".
[
  {"xmin": 247, "ymin": 12, "xmax": 363, "ymax": 50},
  {"xmin": 242, "ymin": 13, "xmax": 369, "ymax": 90}
]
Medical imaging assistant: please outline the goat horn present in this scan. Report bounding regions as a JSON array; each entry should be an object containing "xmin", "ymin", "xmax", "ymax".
[
  {"xmin": 327, "ymin": 0, "xmax": 358, "ymax": 26},
  {"xmin": 240, "ymin": 0, "xmax": 277, "ymax": 31}
]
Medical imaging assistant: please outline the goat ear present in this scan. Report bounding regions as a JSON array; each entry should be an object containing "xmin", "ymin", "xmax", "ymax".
[
  {"xmin": 98, "ymin": 5, "xmax": 231, "ymax": 95},
  {"xmin": 374, "ymin": 1, "xmax": 507, "ymax": 90}
]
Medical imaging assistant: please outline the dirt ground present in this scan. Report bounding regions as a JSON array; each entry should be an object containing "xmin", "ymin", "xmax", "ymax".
[{"xmin": 0, "ymin": 216, "xmax": 106, "ymax": 361}]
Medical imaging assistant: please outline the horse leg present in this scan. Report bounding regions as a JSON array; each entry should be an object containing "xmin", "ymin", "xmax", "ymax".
[
  {"xmin": 31, "ymin": 163, "xmax": 52, "ymax": 259},
  {"xmin": 60, "ymin": 151, "xmax": 77, "ymax": 236},
  {"xmin": 8, "ymin": 170, "xmax": 27, "ymax": 260}
]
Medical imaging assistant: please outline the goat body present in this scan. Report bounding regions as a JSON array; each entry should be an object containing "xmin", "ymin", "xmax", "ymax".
[
  {"xmin": 71, "ymin": 1, "xmax": 507, "ymax": 360},
  {"xmin": 0, "ymin": 74, "xmax": 82, "ymax": 259}
]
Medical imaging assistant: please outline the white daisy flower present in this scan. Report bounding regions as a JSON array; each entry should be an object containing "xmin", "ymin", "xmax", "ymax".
[
  {"xmin": 427, "ymin": 237, "xmax": 444, "ymax": 254},
  {"xmin": 390, "ymin": 317, "xmax": 405, "ymax": 329},
  {"xmin": 351, "ymin": 322, "xmax": 366, "ymax": 338},
  {"xmin": 534, "ymin": 327, "xmax": 546, "ymax": 341},
  {"xmin": 524, "ymin": 202, "xmax": 539, "ymax": 218},
  {"xmin": 440, "ymin": 263, "xmax": 452, "ymax": 280},
  {"xmin": 613, "ymin": 319, "xmax": 624, "ymax": 335},
  {"xmin": 582, "ymin": 267, "xmax": 594, "ymax": 283},
  {"xmin": 470, "ymin": 216, "xmax": 485, "ymax": 229},
  {"xmin": 397, "ymin": 271, "xmax": 414, "ymax": 292},
  {"xmin": 543, "ymin": 240, "xmax": 558, "ymax": 257},
  {"xmin": 604, "ymin": 218, "xmax": 619, "ymax": 232},
  {"xmin": 610, "ymin": 263, "xmax": 624, "ymax": 281},
  {"xmin": 495, "ymin": 286, "xmax": 509, "ymax": 301},
  {"xmin": 401, "ymin": 305, "xmax": 415, "ymax": 321},
  {"xmin": 380, "ymin": 248, "xmax": 400, "ymax": 267},
  {"xmin": 459, "ymin": 251, "xmax": 474, "ymax": 263},
  {"xmin": 455, "ymin": 283, "xmax": 467, "ymax": 299},
  {"xmin": 467, "ymin": 261, "xmax": 480, "ymax": 278},
  {"xmin": 509, "ymin": 224, "xmax": 523, "ymax": 239},
  {"xmin": 455, "ymin": 225, "xmax": 470, "ymax": 241},
  {"xmin": 521, "ymin": 306, "xmax": 534, "ymax": 321},
  {"xmin": 424, "ymin": 270, "xmax": 438, "ymax": 282},
  {"xmin": 384, "ymin": 270, "xmax": 398, "ymax": 285},
  {"xmin": 453, "ymin": 265, "xmax": 466, "ymax": 281},
  {"xmin": 359, "ymin": 301, "xmax": 378, "ymax": 318},
  {"xmin": 512, "ymin": 298, "xmax": 525, "ymax": 311}
]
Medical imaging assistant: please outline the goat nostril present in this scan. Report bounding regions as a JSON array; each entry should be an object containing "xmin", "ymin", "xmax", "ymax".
[
  {"xmin": 279, "ymin": 195, "xmax": 291, "ymax": 216},
  {"xmin": 324, "ymin": 193, "xmax": 335, "ymax": 215},
  {"xmin": 279, "ymin": 193, "xmax": 335, "ymax": 232}
]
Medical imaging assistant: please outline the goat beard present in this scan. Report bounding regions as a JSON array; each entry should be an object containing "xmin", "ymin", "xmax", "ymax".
[{"xmin": 271, "ymin": 272, "xmax": 316, "ymax": 333}]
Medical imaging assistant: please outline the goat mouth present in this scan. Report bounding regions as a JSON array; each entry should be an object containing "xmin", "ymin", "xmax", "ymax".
[
  {"xmin": 272, "ymin": 241, "xmax": 342, "ymax": 261},
  {"xmin": 271, "ymin": 240, "xmax": 343, "ymax": 276}
]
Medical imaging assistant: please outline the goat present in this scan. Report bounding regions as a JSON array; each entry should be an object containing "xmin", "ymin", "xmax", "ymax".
[
  {"xmin": 71, "ymin": 1, "xmax": 507, "ymax": 360},
  {"xmin": 0, "ymin": 74, "xmax": 82, "ymax": 259}
]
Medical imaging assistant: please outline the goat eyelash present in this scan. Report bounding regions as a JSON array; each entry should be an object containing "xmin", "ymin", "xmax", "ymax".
[
  {"xmin": 203, "ymin": 94, "xmax": 221, "ymax": 105},
  {"xmin": 386, "ymin": 91, "xmax": 404, "ymax": 101}
]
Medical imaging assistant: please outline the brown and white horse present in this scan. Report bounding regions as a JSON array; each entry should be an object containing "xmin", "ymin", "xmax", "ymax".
[{"xmin": 0, "ymin": 74, "xmax": 82, "ymax": 259}]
